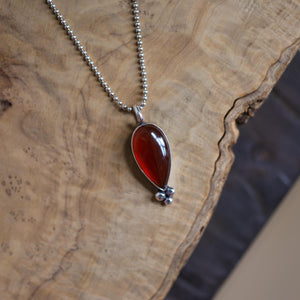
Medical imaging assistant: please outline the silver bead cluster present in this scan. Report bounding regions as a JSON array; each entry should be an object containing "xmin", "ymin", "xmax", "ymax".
[
  {"xmin": 155, "ymin": 186, "xmax": 175, "ymax": 205},
  {"xmin": 45, "ymin": 0, "xmax": 148, "ymax": 113}
]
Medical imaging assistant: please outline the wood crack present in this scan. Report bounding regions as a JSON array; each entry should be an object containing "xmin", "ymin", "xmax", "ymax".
[
  {"xmin": 0, "ymin": 99, "xmax": 12, "ymax": 117},
  {"xmin": 27, "ymin": 225, "xmax": 84, "ymax": 300}
]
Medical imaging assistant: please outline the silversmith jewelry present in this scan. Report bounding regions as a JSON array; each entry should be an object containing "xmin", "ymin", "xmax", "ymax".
[{"xmin": 45, "ymin": 0, "xmax": 175, "ymax": 204}]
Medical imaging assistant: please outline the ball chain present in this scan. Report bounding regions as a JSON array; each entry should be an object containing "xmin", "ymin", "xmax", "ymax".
[{"xmin": 45, "ymin": 0, "xmax": 148, "ymax": 113}]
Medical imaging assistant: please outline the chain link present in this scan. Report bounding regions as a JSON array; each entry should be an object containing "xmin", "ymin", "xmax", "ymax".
[{"xmin": 45, "ymin": 0, "xmax": 148, "ymax": 113}]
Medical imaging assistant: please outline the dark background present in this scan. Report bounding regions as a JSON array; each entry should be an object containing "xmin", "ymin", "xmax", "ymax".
[{"xmin": 166, "ymin": 51, "xmax": 300, "ymax": 300}]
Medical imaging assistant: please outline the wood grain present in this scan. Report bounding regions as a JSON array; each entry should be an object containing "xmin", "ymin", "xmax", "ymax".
[
  {"xmin": 167, "ymin": 52, "xmax": 300, "ymax": 300},
  {"xmin": 0, "ymin": 1, "xmax": 299, "ymax": 299}
]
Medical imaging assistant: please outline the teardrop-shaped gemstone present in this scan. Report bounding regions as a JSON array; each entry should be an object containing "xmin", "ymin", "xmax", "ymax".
[{"xmin": 131, "ymin": 123, "xmax": 171, "ymax": 189}]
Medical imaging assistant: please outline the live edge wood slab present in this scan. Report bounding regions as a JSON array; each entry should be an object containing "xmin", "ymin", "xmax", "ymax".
[{"xmin": 0, "ymin": 1, "xmax": 299, "ymax": 299}]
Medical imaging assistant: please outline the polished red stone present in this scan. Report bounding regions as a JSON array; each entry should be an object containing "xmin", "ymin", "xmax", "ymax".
[{"xmin": 132, "ymin": 123, "xmax": 171, "ymax": 189}]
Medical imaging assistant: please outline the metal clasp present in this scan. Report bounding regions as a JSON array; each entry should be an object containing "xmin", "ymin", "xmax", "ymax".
[{"xmin": 133, "ymin": 105, "xmax": 144, "ymax": 124}]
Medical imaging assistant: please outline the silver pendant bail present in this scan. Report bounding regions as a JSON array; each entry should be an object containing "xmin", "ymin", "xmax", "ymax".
[{"xmin": 133, "ymin": 105, "xmax": 144, "ymax": 124}]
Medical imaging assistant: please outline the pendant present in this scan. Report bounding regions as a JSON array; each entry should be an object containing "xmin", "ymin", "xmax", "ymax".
[{"xmin": 131, "ymin": 106, "xmax": 175, "ymax": 205}]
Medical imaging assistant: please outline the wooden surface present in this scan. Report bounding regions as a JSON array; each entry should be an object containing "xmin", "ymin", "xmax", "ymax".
[{"xmin": 0, "ymin": 1, "xmax": 299, "ymax": 299}]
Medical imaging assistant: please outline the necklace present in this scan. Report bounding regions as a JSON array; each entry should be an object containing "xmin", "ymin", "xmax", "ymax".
[{"xmin": 45, "ymin": 0, "xmax": 175, "ymax": 205}]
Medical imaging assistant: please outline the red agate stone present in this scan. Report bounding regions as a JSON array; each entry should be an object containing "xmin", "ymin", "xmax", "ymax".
[{"xmin": 131, "ymin": 123, "xmax": 171, "ymax": 189}]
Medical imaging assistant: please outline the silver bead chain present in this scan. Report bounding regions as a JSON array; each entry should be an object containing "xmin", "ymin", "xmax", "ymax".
[{"xmin": 45, "ymin": 0, "xmax": 148, "ymax": 113}]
